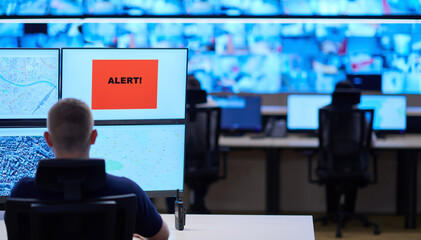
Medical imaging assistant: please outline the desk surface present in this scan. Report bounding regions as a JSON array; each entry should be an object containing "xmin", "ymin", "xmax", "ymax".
[
  {"xmin": 162, "ymin": 214, "xmax": 315, "ymax": 240},
  {"xmin": 220, "ymin": 133, "xmax": 421, "ymax": 149},
  {"xmin": 0, "ymin": 212, "xmax": 314, "ymax": 240}
]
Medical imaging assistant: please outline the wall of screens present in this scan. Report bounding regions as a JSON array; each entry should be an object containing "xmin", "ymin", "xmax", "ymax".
[
  {"xmin": 1, "ymin": 0, "xmax": 421, "ymax": 16},
  {"xmin": 1, "ymin": 21, "xmax": 420, "ymax": 94}
]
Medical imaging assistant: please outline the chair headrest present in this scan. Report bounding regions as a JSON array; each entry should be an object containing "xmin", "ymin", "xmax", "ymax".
[
  {"xmin": 186, "ymin": 89, "xmax": 207, "ymax": 105},
  {"xmin": 35, "ymin": 159, "xmax": 106, "ymax": 201},
  {"xmin": 332, "ymin": 89, "xmax": 361, "ymax": 106}
]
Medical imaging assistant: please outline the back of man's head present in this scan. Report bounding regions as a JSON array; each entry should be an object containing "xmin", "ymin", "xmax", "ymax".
[
  {"xmin": 47, "ymin": 98, "xmax": 93, "ymax": 155},
  {"xmin": 332, "ymin": 80, "xmax": 360, "ymax": 107}
]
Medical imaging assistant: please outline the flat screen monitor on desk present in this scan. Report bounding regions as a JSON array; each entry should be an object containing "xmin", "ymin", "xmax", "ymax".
[
  {"xmin": 287, "ymin": 94, "xmax": 407, "ymax": 132},
  {"xmin": 287, "ymin": 94, "xmax": 331, "ymax": 131},
  {"xmin": 0, "ymin": 48, "xmax": 59, "ymax": 121},
  {"xmin": 212, "ymin": 95, "xmax": 262, "ymax": 132},
  {"xmin": 0, "ymin": 124, "xmax": 185, "ymax": 198},
  {"xmin": 61, "ymin": 48, "xmax": 187, "ymax": 121}
]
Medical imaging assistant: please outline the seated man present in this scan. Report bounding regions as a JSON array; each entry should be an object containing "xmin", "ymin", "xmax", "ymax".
[{"xmin": 9, "ymin": 98, "xmax": 169, "ymax": 240}]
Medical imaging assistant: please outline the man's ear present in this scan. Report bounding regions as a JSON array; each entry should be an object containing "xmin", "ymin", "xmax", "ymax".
[
  {"xmin": 90, "ymin": 129, "xmax": 97, "ymax": 145},
  {"xmin": 44, "ymin": 131, "xmax": 53, "ymax": 147}
]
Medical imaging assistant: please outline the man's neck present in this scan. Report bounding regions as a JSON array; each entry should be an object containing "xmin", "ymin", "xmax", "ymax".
[{"xmin": 54, "ymin": 151, "xmax": 90, "ymax": 159}]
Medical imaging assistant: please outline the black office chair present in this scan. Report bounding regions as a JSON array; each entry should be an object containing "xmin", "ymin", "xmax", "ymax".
[
  {"xmin": 308, "ymin": 108, "xmax": 380, "ymax": 237},
  {"xmin": 5, "ymin": 159, "xmax": 137, "ymax": 240},
  {"xmin": 185, "ymin": 106, "xmax": 226, "ymax": 213}
]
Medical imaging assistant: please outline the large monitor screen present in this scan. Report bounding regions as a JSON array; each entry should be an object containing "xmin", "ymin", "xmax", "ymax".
[
  {"xmin": 287, "ymin": 94, "xmax": 407, "ymax": 131},
  {"xmin": 61, "ymin": 48, "xmax": 187, "ymax": 121},
  {"xmin": 0, "ymin": 127, "xmax": 54, "ymax": 196},
  {"xmin": 0, "ymin": 124, "xmax": 185, "ymax": 196},
  {"xmin": 212, "ymin": 95, "xmax": 262, "ymax": 132},
  {"xmin": 0, "ymin": 48, "xmax": 59, "ymax": 119},
  {"xmin": 90, "ymin": 124, "xmax": 185, "ymax": 192}
]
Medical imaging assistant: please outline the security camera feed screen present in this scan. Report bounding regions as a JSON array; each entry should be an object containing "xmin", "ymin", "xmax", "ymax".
[
  {"xmin": 2, "ymin": 22, "xmax": 421, "ymax": 94},
  {"xmin": 0, "ymin": 49, "xmax": 59, "ymax": 119},
  {"xmin": 1, "ymin": 0, "xmax": 420, "ymax": 16},
  {"xmin": 0, "ymin": 128, "xmax": 54, "ymax": 196}
]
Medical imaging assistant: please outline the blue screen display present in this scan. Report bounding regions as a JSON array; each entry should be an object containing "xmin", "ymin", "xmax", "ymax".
[
  {"xmin": 1, "ymin": 1, "xmax": 420, "ymax": 16},
  {"xmin": 213, "ymin": 95, "xmax": 262, "ymax": 131},
  {"xmin": 287, "ymin": 94, "xmax": 406, "ymax": 131}
]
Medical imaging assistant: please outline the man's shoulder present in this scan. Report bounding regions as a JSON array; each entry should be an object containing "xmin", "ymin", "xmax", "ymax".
[
  {"xmin": 105, "ymin": 173, "xmax": 138, "ymax": 187},
  {"xmin": 10, "ymin": 177, "xmax": 36, "ymax": 197},
  {"xmin": 104, "ymin": 174, "xmax": 147, "ymax": 197}
]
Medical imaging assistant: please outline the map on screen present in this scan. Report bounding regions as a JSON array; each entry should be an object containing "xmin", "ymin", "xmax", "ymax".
[
  {"xmin": 90, "ymin": 124, "xmax": 185, "ymax": 192},
  {"xmin": 0, "ymin": 49, "xmax": 59, "ymax": 119},
  {"xmin": 0, "ymin": 124, "xmax": 185, "ymax": 196},
  {"xmin": 0, "ymin": 128, "xmax": 54, "ymax": 196}
]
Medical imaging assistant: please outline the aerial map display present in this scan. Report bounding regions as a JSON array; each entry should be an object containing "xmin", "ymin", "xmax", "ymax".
[
  {"xmin": 0, "ymin": 49, "xmax": 59, "ymax": 119},
  {"xmin": 0, "ymin": 128, "xmax": 54, "ymax": 196},
  {"xmin": 90, "ymin": 124, "xmax": 185, "ymax": 192}
]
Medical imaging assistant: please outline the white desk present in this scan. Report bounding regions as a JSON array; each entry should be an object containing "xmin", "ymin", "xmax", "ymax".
[
  {"xmin": 220, "ymin": 133, "xmax": 421, "ymax": 149},
  {"xmin": 0, "ymin": 212, "xmax": 315, "ymax": 240},
  {"xmin": 219, "ymin": 133, "xmax": 421, "ymax": 228},
  {"xmin": 162, "ymin": 214, "xmax": 314, "ymax": 240}
]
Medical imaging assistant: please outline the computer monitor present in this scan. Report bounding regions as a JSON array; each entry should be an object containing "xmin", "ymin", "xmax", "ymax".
[
  {"xmin": 61, "ymin": 48, "xmax": 187, "ymax": 121},
  {"xmin": 359, "ymin": 95, "xmax": 407, "ymax": 132},
  {"xmin": 0, "ymin": 48, "xmax": 59, "ymax": 120},
  {"xmin": 0, "ymin": 124, "xmax": 185, "ymax": 197},
  {"xmin": 0, "ymin": 127, "xmax": 54, "ymax": 197},
  {"xmin": 287, "ymin": 94, "xmax": 407, "ymax": 132},
  {"xmin": 212, "ymin": 95, "xmax": 262, "ymax": 132},
  {"xmin": 91, "ymin": 124, "xmax": 185, "ymax": 196},
  {"xmin": 287, "ymin": 94, "xmax": 331, "ymax": 131}
]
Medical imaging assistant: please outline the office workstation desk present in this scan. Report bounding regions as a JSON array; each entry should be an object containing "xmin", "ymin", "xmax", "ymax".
[
  {"xmin": 220, "ymin": 133, "xmax": 421, "ymax": 228},
  {"xmin": 0, "ymin": 212, "xmax": 315, "ymax": 240}
]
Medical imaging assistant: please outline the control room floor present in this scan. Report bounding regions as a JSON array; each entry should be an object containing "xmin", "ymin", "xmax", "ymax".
[{"xmin": 313, "ymin": 214, "xmax": 421, "ymax": 240}]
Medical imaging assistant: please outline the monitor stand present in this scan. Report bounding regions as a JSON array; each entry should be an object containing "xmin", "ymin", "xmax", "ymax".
[
  {"xmin": 222, "ymin": 132, "xmax": 245, "ymax": 137},
  {"xmin": 374, "ymin": 131, "xmax": 387, "ymax": 139}
]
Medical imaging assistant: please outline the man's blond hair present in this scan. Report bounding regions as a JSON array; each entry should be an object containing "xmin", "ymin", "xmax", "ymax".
[{"xmin": 47, "ymin": 98, "xmax": 93, "ymax": 154}]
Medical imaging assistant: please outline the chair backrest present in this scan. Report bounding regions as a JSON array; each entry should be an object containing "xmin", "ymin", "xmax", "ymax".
[
  {"xmin": 35, "ymin": 159, "xmax": 106, "ymax": 201},
  {"xmin": 185, "ymin": 107, "xmax": 221, "ymax": 177},
  {"xmin": 318, "ymin": 107, "xmax": 374, "ymax": 178},
  {"xmin": 5, "ymin": 194, "xmax": 137, "ymax": 240},
  {"xmin": 5, "ymin": 159, "xmax": 137, "ymax": 240}
]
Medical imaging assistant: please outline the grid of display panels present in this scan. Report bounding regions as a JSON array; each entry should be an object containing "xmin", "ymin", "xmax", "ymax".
[
  {"xmin": 1, "ymin": 0, "xmax": 421, "ymax": 16},
  {"xmin": 61, "ymin": 48, "xmax": 188, "ymax": 197},
  {"xmin": 1, "ymin": 20, "xmax": 420, "ymax": 94},
  {"xmin": 0, "ymin": 48, "xmax": 60, "ymax": 199}
]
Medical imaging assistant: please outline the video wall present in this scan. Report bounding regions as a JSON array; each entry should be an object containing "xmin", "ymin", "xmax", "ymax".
[
  {"xmin": 1, "ymin": 0, "xmax": 420, "ymax": 16},
  {"xmin": 1, "ymin": 21, "xmax": 420, "ymax": 94}
]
